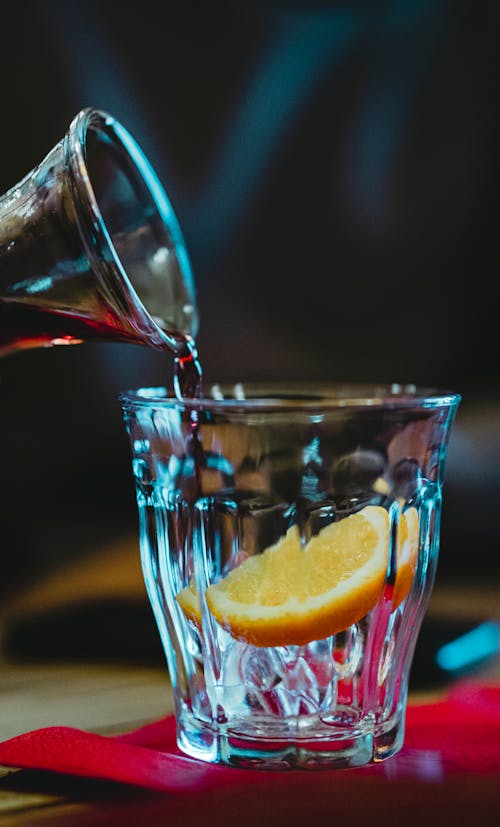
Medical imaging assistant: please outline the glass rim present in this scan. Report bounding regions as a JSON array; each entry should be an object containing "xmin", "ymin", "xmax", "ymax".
[
  {"xmin": 64, "ymin": 107, "xmax": 196, "ymax": 351},
  {"xmin": 120, "ymin": 382, "xmax": 461, "ymax": 413}
]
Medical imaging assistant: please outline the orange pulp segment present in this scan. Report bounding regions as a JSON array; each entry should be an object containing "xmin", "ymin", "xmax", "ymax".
[
  {"xmin": 393, "ymin": 506, "xmax": 419, "ymax": 608},
  {"xmin": 177, "ymin": 505, "xmax": 390, "ymax": 646},
  {"xmin": 176, "ymin": 505, "xmax": 420, "ymax": 646}
]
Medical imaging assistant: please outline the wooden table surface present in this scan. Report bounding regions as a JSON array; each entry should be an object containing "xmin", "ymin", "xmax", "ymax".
[{"xmin": 0, "ymin": 570, "xmax": 498, "ymax": 826}]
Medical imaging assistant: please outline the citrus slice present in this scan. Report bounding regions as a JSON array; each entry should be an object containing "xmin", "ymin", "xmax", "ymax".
[
  {"xmin": 176, "ymin": 581, "xmax": 200, "ymax": 627},
  {"xmin": 177, "ymin": 505, "xmax": 390, "ymax": 647},
  {"xmin": 393, "ymin": 507, "xmax": 419, "ymax": 608}
]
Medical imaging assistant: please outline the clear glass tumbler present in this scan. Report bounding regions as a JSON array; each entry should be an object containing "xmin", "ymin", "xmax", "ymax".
[{"xmin": 121, "ymin": 383, "xmax": 460, "ymax": 769}]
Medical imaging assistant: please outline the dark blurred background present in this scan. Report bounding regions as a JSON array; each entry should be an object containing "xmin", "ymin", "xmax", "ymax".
[{"xmin": 0, "ymin": 0, "xmax": 499, "ymax": 610}]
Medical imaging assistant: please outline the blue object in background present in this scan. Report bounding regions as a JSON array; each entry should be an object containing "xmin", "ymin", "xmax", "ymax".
[{"xmin": 436, "ymin": 622, "xmax": 500, "ymax": 674}]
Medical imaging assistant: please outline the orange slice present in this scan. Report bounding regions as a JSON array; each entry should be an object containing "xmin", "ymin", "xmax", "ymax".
[
  {"xmin": 176, "ymin": 581, "xmax": 201, "ymax": 627},
  {"xmin": 393, "ymin": 507, "xmax": 419, "ymax": 608},
  {"xmin": 177, "ymin": 505, "xmax": 390, "ymax": 647}
]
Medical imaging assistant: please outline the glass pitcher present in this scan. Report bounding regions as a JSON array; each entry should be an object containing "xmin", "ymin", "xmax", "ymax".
[{"xmin": 0, "ymin": 108, "xmax": 197, "ymax": 357}]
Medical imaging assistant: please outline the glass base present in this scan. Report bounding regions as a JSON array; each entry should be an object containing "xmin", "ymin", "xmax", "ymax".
[{"xmin": 177, "ymin": 709, "xmax": 405, "ymax": 769}]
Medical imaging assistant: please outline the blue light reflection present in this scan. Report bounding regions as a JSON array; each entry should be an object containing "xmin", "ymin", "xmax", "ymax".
[{"xmin": 436, "ymin": 622, "xmax": 500, "ymax": 673}]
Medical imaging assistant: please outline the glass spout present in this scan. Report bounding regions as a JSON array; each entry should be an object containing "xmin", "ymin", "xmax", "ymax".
[{"xmin": 0, "ymin": 108, "xmax": 198, "ymax": 356}]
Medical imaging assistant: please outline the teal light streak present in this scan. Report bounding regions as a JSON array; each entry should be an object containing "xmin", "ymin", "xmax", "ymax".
[{"xmin": 436, "ymin": 622, "xmax": 500, "ymax": 673}]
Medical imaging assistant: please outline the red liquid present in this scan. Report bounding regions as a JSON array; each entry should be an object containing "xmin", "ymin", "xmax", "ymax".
[
  {"xmin": 0, "ymin": 303, "xmax": 204, "ymax": 403},
  {"xmin": 0, "ymin": 302, "xmax": 142, "ymax": 355},
  {"xmin": 173, "ymin": 335, "xmax": 203, "ymax": 399},
  {"xmin": 172, "ymin": 335, "xmax": 204, "ymax": 500}
]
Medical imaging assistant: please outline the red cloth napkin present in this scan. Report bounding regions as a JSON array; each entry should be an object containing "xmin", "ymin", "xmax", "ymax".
[{"xmin": 0, "ymin": 680, "xmax": 499, "ymax": 795}]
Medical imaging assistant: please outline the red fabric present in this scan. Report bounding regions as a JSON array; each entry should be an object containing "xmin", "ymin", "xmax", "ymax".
[{"xmin": 0, "ymin": 680, "xmax": 498, "ymax": 795}]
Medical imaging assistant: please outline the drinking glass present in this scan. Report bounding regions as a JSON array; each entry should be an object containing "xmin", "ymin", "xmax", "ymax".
[{"xmin": 121, "ymin": 383, "xmax": 460, "ymax": 769}]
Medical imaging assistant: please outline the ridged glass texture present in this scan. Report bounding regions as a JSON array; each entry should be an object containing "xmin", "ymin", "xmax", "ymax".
[{"xmin": 121, "ymin": 384, "xmax": 460, "ymax": 769}]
